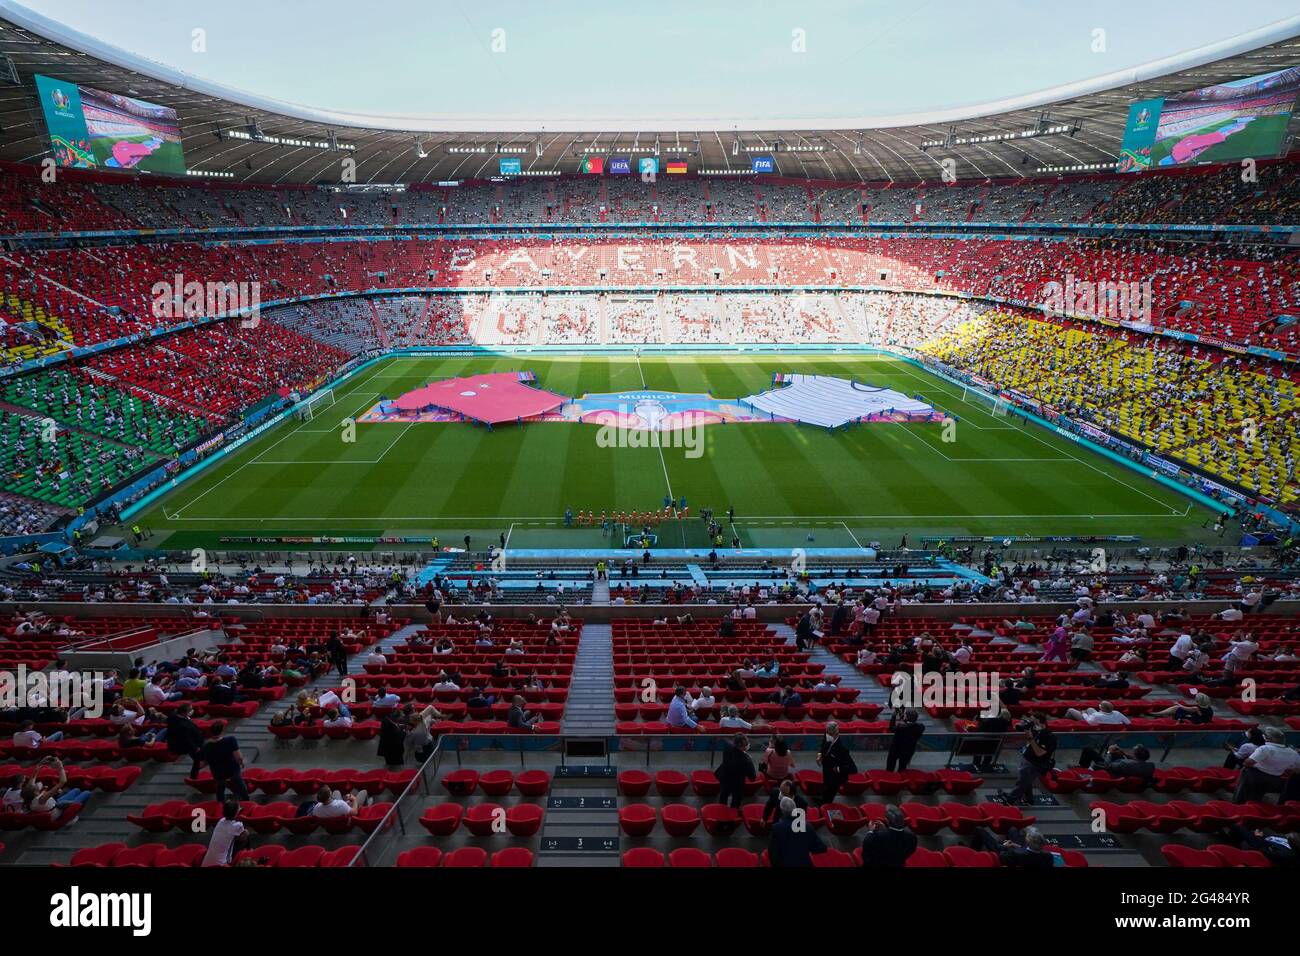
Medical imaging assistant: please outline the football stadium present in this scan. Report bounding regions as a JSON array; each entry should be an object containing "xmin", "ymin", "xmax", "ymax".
[{"xmin": 0, "ymin": 0, "xmax": 1298, "ymax": 930}]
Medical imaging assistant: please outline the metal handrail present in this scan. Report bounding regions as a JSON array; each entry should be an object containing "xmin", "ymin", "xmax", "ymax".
[{"xmin": 349, "ymin": 735, "xmax": 446, "ymax": 867}]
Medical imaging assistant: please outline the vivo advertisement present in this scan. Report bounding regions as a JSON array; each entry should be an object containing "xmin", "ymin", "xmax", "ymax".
[{"xmin": 498, "ymin": 157, "xmax": 522, "ymax": 175}]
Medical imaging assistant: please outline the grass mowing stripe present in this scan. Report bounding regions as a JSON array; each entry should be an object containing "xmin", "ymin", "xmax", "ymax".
[{"xmin": 137, "ymin": 353, "xmax": 1218, "ymax": 549}]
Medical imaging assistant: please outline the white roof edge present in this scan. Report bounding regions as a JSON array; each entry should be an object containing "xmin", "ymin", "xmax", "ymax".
[{"xmin": 5, "ymin": 1, "xmax": 1300, "ymax": 134}]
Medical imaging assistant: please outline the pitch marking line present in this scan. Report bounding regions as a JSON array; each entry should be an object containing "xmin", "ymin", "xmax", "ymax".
[
  {"xmin": 170, "ymin": 364, "xmax": 392, "ymax": 517},
  {"xmin": 891, "ymin": 364, "xmax": 1187, "ymax": 516},
  {"xmin": 635, "ymin": 351, "xmax": 676, "ymax": 501}
]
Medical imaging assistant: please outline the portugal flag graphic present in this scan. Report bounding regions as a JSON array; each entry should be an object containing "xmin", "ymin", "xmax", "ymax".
[{"xmin": 581, "ymin": 156, "xmax": 604, "ymax": 174}]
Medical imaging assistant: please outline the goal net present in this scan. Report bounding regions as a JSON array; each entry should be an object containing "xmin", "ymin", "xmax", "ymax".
[
  {"xmin": 299, "ymin": 388, "xmax": 336, "ymax": 422},
  {"xmin": 960, "ymin": 385, "xmax": 1010, "ymax": 417}
]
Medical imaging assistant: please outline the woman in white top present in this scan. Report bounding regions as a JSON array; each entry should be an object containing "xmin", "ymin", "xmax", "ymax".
[{"xmin": 16, "ymin": 758, "xmax": 91, "ymax": 820}]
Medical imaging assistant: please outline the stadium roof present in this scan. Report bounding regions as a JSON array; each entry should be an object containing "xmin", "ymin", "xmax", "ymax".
[{"xmin": 1, "ymin": 2, "xmax": 1299, "ymax": 185}]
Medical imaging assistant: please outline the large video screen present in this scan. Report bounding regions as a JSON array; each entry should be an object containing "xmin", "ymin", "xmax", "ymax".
[
  {"xmin": 1119, "ymin": 66, "xmax": 1300, "ymax": 172},
  {"xmin": 34, "ymin": 74, "xmax": 186, "ymax": 175}
]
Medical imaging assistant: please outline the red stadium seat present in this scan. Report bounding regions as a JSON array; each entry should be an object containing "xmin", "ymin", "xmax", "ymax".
[
  {"xmin": 478, "ymin": 770, "xmax": 515, "ymax": 796},
  {"xmin": 277, "ymin": 847, "xmax": 326, "ymax": 868},
  {"xmin": 668, "ymin": 848, "xmax": 713, "ymax": 867},
  {"xmin": 661, "ymin": 804, "xmax": 701, "ymax": 837},
  {"xmin": 491, "ymin": 848, "xmax": 535, "ymax": 868},
  {"xmin": 464, "ymin": 803, "xmax": 506, "ymax": 836},
  {"xmin": 441, "ymin": 769, "xmax": 479, "ymax": 795},
  {"xmin": 1161, "ymin": 845, "xmax": 1223, "ymax": 868},
  {"xmin": 69, "ymin": 843, "xmax": 127, "ymax": 868},
  {"xmin": 419, "ymin": 803, "xmax": 464, "ymax": 836},
  {"xmin": 715, "ymin": 848, "xmax": 759, "ymax": 868},
  {"xmin": 654, "ymin": 770, "xmax": 689, "ymax": 797},
  {"xmin": 622, "ymin": 848, "xmax": 665, "ymax": 868},
  {"xmin": 905, "ymin": 848, "xmax": 950, "ymax": 868},
  {"xmin": 397, "ymin": 847, "xmax": 443, "ymax": 868},
  {"xmin": 514, "ymin": 770, "xmax": 552, "ymax": 796},
  {"xmin": 442, "ymin": 847, "xmax": 488, "ymax": 868},
  {"xmin": 618, "ymin": 770, "xmax": 653, "ymax": 797},
  {"xmin": 505, "ymin": 804, "xmax": 544, "ymax": 837},
  {"xmin": 700, "ymin": 804, "xmax": 742, "ymax": 836},
  {"xmin": 618, "ymin": 804, "xmax": 657, "ymax": 837}
]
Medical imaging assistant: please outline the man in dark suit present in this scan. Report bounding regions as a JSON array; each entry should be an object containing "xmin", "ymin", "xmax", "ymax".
[
  {"xmin": 769, "ymin": 796, "xmax": 826, "ymax": 867},
  {"xmin": 1222, "ymin": 826, "xmax": 1299, "ymax": 867},
  {"xmin": 714, "ymin": 734, "xmax": 757, "ymax": 808},
  {"xmin": 1077, "ymin": 743, "xmax": 1155, "ymax": 783},
  {"xmin": 816, "ymin": 721, "xmax": 857, "ymax": 805},
  {"xmin": 972, "ymin": 825, "xmax": 1054, "ymax": 868},
  {"xmin": 794, "ymin": 611, "xmax": 815, "ymax": 651},
  {"xmin": 762, "ymin": 778, "xmax": 808, "ymax": 824},
  {"xmin": 860, "ymin": 805, "xmax": 918, "ymax": 866},
  {"xmin": 325, "ymin": 632, "xmax": 348, "ymax": 678},
  {"xmin": 166, "ymin": 701, "xmax": 206, "ymax": 777},
  {"xmin": 886, "ymin": 708, "xmax": 925, "ymax": 772}
]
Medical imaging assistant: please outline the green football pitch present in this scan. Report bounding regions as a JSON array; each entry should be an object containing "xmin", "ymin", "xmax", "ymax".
[{"xmin": 135, "ymin": 353, "xmax": 1217, "ymax": 551}]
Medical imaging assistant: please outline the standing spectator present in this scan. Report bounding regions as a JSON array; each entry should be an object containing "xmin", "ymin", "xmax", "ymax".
[
  {"xmin": 1233, "ymin": 727, "xmax": 1299, "ymax": 803},
  {"xmin": 1002, "ymin": 712, "xmax": 1056, "ymax": 807},
  {"xmin": 816, "ymin": 721, "xmax": 857, "ymax": 805},
  {"xmin": 377, "ymin": 710, "xmax": 407, "ymax": 769},
  {"xmin": 325, "ymin": 632, "xmax": 348, "ymax": 677},
  {"xmin": 201, "ymin": 800, "xmax": 248, "ymax": 867},
  {"xmin": 167, "ymin": 702, "xmax": 206, "ymax": 778},
  {"xmin": 714, "ymin": 734, "xmax": 756, "ymax": 808},
  {"xmin": 768, "ymin": 796, "xmax": 826, "ymax": 867},
  {"xmin": 886, "ymin": 708, "xmax": 925, "ymax": 772},
  {"xmin": 198, "ymin": 721, "xmax": 249, "ymax": 802}
]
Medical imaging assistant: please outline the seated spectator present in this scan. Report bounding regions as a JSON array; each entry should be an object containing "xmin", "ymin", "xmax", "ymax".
[
  {"xmin": 971, "ymin": 825, "xmax": 1054, "ymax": 868},
  {"xmin": 1063, "ymin": 700, "xmax": 1130, "ymax": 726},
  {"xmin": 761, "ymin": 735, "xmax": 797, "ymax": 783},
  {"xmin": 860, "ymin": 804, "xmax": 918, "ymax": 867},
  {"xmin": 1077, "ymin": 743, "xmax": 1155, "ymax": 783},
  {"xmin": 1150, "ymin": 692, "xmax": 1215, "ymax": 724},
  {"xmin": 310, "ymin": 786, "xmax": 368, "ymax": 818},
  {"xmin": 507, "ymin": 695, "xmax": 540, "ymax": 731}
]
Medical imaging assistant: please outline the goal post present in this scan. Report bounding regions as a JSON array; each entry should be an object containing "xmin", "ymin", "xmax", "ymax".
[
  {"xmin": 960, "ymin": 384, "xmax": 1009, "ymax": 417},
  {"xmin": 299, "ymin": 388, "xmax": 336, "ymax": 422}
]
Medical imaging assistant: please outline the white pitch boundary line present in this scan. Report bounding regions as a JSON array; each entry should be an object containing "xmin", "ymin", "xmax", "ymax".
[
  {"xmin": 840, "ymin": 522, "xmax": 865, "ymax": 548},
  {"xmin": 169, "ymin": 363, "xmax": 393, "ymax": 517},
  {"xmin": 883, "ymin": 366, "xmax": 1017, "ymax": 432},
  {"xmin": 636, "ymin": 351, "xmax": 676, "ymax": 501},
  {"xmin": 888, "ymin": 362, "xmax": 1187, "ymax": 516},
  {"xmin": 371, "ymin": 421, "xmax": 414, "ymax": 464}
]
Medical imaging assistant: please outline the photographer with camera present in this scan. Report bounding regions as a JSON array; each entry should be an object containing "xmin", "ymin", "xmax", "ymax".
[{"xmin": 999, "ymin": 711, "xmax": 1056, "ymax": 806}]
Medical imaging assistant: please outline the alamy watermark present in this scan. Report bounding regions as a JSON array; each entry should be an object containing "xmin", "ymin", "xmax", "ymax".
[
  {"xmin": 889, "ymin": 664, "xmax": 1000, "ymax": 716},
  {"xmin": 150, "ymin": 273, "xmax": 261, "ymax": 328},
  {"xmin": 1040, "ymin": 274, "xmax": 1152, "ymax": 325},
  {"xmin": 0, "ymin": 665, "xmax": 107, "ymax": 717},
  {"xmin": 595, "ymin": 406, "xmax": 705, "ymax": 459}
]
